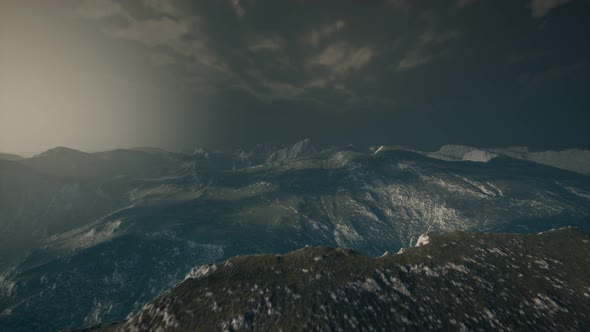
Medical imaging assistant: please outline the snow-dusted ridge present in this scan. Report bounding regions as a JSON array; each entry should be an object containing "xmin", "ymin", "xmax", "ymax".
[
  {"xmin": 105, "ymin": 229, "xmax": 590, "ymax": 332},
  {"xmin": 185, "ymin": 264, "xmax": 217, "ymax": 280}
]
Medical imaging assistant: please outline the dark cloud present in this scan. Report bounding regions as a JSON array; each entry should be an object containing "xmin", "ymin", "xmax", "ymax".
[
  {"xmin": 1, "ymin": 0, "xmax": 588, "ymax": 154},
  {"xmin": 529, "ymin": 0, "xmax": 573, "ymax": 17}
]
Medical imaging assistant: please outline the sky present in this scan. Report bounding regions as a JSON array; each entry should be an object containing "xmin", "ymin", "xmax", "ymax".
[{"xmin": 0, "ymin": 0, "xmax": 589, "ymax": 154}]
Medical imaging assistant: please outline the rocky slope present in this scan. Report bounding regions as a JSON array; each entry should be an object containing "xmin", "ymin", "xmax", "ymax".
[{"xmin": 92, "ymin": 228, "xmax": 590, "ymax": 331}]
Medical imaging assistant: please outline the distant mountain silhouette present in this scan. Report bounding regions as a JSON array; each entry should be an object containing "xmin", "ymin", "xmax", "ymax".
[{"xmin": 0, "ymin": 153, "xmax": 23, "ymax": 161}]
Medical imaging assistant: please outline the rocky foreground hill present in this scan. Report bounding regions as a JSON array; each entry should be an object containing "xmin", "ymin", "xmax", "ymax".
[{"xmin": 88, "ymin": 228, "xmax": 590, "ymax": 331}]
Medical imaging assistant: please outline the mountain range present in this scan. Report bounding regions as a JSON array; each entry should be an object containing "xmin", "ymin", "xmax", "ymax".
[{"xmin": 0, "ymin": 140, "xmax": 589, "ymax": 331}]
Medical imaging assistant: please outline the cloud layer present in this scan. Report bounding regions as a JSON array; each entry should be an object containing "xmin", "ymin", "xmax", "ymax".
[
  {"xmin": 74, "ymin": 0, "xmax": 585, "ymax": 110},
  {"xmin": 1, "ymin": 0, "xmax": 588, "ymax": 153}
]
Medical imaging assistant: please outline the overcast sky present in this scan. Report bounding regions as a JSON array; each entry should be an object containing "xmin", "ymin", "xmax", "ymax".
[{"xmin": 1, "ymin": 0, "xmax": 589, "ymax": 154}]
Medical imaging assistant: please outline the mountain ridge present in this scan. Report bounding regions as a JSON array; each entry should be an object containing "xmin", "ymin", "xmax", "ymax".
[
  {"xmin": 84, "ymin": 228, "xmax": 590, "ymax": 331},
  {"xmin": 1, "ymin": 142, "xmax": 589, "ymax": 331},
  {"xmin": 0, "ymin": 153, "xmax": 24, "ymax": 161}
]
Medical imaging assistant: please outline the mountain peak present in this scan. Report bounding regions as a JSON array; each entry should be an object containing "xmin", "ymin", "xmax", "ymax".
[
  {"xmin": 266, "ymin": 138, "xmax": 318, "ymax": 163},
  {"xmin": 290, "ymin": 138, "xmax": 317, "ymax": 156}
]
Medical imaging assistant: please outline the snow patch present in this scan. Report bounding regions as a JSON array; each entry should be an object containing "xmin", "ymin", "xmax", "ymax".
[
  {"xmin": 415, "ymin": 233, "xmax": 430, "ymax": 246},
  {"xmin": 185, "ymin": 264, "xmax": 217, "ymax": 280},
  {"xmin": 333, "ymin": 224, "xmax": 362, "ymax": 246}
]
